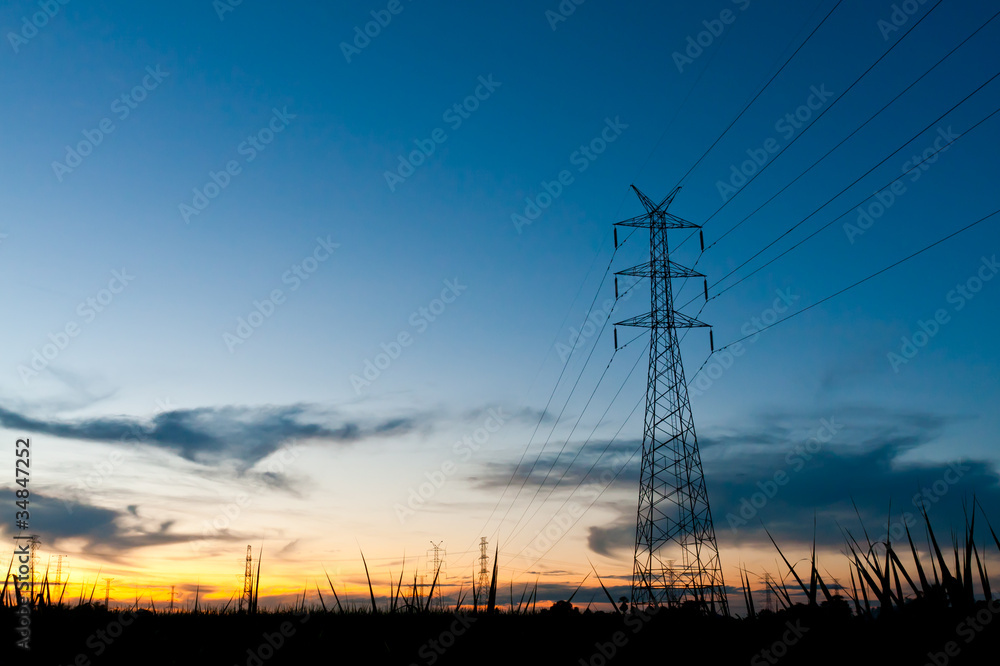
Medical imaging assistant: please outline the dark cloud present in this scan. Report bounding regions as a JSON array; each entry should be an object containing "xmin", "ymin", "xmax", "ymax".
[
  {"xmin": 1, "ymin": 492, "xmax": 202, "ymax": 561},
  {"xmin": 0, "ymin": 403, "xmax": 421, "ymax": 465},
  {"xmin": 706, "ymin": 408, "xmax": 1000, "ymax": 550},
  {"xmin": 476, "ymin": 406, "xmax": 1000, "ymax": 558},
  {"xmin": 587, "ymin": 519, "xmax": 634, "ymax": 557},
  {"xmin": 472, "ymin": 439, "xmax": 642, "ymax": 492}
]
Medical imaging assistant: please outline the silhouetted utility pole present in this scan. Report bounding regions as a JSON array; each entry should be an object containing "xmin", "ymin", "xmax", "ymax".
[
  {"xmin": 103, "ymin": 578, "xmax": 114, "ymax": 609},
  {"xmin": 614, "ymin": 185, "xmax": 728, "ymax": 615}
]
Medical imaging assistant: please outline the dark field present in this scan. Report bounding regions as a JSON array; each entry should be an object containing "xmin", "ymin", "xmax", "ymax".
[{"xmin": 3, "ymin": 600, "xmax": 1000, "ymax": 666}]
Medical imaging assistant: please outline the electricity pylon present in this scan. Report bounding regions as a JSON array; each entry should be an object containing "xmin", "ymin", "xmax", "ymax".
[
  {"xmin": 241, "ymin": 545, "xmax": 253, "ymax": 612},
  {"xmin": 477, "ymin": 537, "xmax": 490, "ymax": 600},
  {"xmin": 614, "ymin": 185, "xmax": 728, "ymax": 615}
]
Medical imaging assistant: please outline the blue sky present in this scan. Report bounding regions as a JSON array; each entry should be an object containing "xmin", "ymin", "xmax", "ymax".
[{"xmin": 1, "ymin": 0, "xmax": 998, "ymax": 608}]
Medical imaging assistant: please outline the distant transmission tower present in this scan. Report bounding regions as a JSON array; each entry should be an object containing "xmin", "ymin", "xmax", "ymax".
[
  {"xmin": 761, "ymin": 573, "xmax": 775, "ymax": 613},
  {"xmin": 477, "ymin": 537, "xmax": 490, "ymax": 597},
  {"xmin": 28, "ymin": 535, "xmax": 41, "ymax": 604},
  {"xmin": 428, "ymin": 541, "xmax": 446, "ymax": 609},
  {"xmin": 614, "ymin": 185, "xmax": 728, "ymax": 614},
  {"xmin": 103, "ymin": 578, "xmax": 114, "ymax": 609},
  {"xmin": 54, "ymin": 554, "xmax": 67, "ymax": 598},
  {"xmin": 241, "ymin": 545, "xmax": 253, "ymax": 612}
]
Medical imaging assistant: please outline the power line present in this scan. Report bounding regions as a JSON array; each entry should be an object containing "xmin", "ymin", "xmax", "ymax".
[
  {"xmin": 705, "ymin": 6, "xmax": 1000, "ymax": 251},
  {"xmin": 707, "ymin": 102, "xmax": 1000, "ymax": 302},
  {"xmin": 502, "ymin": 338, "xmax": 651, "ymax": 547},
  {"xmin": 511, "ymin": 205, "xmax": 998, "ymax": 572},
  {"xmin": 710, "ymin": 208, "xmax": 999, "ymax": 353},
  {"xmin": 675, "ymin": 0, "xmax": 846, "ymax": 187},
  {"xmin": 701, "ymin": 0, "xmax": 947, "ymax": 242},
  {"xmin": 511, "ymin": 394, "xmax": 646, "ymax": 574},
  {"xmin": 462, "ymin": 2, "xmax": 837, "ymax": 578}
]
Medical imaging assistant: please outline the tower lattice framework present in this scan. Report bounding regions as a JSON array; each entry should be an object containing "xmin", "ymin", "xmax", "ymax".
[{"xmin": 614, "ymin": 185, "xmax": 728, "ymax": 615}]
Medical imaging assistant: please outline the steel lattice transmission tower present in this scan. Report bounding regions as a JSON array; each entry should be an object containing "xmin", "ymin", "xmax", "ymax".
[
  {"xmin": 614, "ymin": 185, "xmax": 728, "ymax": 614},
  {"xmin": 241, "ymin": 545, "xmax": 253, "ymax": 613},
  {"xmin": 477, "ymin": 537, "xmax": 490, "ymax": 597}
]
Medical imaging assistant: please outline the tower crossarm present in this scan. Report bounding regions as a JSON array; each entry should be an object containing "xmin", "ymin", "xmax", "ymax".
[
  {"xmin": 615, "ymin": 311, "xmax": 709, "ymax": 329},
  {"xmin": 614, "ymin": 213, "xmax": 700, "ymax": 229},
  {"xmin": 616, "ymin": 261, "xmax": 704, "ymax": 279}
]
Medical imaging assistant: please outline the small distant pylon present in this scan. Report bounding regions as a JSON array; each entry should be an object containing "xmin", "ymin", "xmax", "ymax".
[
  {"xmin": 428, "ymin": 541, "xmax": 446, "ymax": 609},
  {"xmin": 170, "ymin": 585, "xmax": 176, "ymax": 613},
  {"xmin": 477, "ymin": 537, "xmax": 490, "ymax": 601},
  {"xmin": 241, "ymin": 545, "xmax": 253, "ymax": 612},
  {"xmin": 761, "ymin": 573, "xmax": 775, "ymax": 613},
  {"xmin": 28, "ymin": 535, "xmax": 41, "ymax": 604},
  {"xmin": 103, "ymin": 578, "xmax": 114, "ymax": 609}
]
